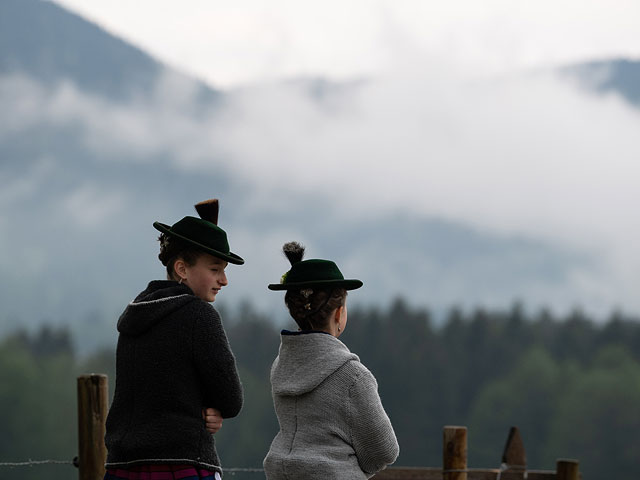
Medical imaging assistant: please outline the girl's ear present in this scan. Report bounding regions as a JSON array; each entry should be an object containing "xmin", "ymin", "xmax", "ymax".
[
  {"xmin": 334, "ymin": 305, "xmax": 343, "ymax": 323},
  {"xmin": 174, "ymin": 258, "xmax": 187, "ymax": 281}
]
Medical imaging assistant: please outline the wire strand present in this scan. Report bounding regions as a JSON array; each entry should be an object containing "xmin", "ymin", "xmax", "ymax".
[{"xmin": 0, "ymin": 459, "xmax": 74, "ymax": 468}]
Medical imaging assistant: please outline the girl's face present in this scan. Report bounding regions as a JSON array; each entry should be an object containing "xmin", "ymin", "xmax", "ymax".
[{"xmin": 180, "ymin": 253, "xmax": 229, "ymax": 302}]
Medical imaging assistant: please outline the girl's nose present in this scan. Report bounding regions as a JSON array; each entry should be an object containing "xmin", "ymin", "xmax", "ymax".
[{"xmin": 219, "ymin": 271, "xmax": 228, "ymax": 286}]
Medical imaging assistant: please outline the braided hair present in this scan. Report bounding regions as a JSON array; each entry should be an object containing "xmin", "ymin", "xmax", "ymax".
[
  {"xmin": 282, "ymin": 242, "xmax": 347, "ymax": 331},
  {"xmin": 158, "ymin": 234, "xmax": 202, "ymax": 280}
]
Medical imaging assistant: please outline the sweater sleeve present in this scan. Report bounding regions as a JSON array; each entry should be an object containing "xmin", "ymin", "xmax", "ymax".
[
  {"xmin": 348, "ymin": 364, "xmax": 400, "ymax": 477},
  {"xmin": 192, "ymin": 303, "xmax": 243, "ymax": 418}
]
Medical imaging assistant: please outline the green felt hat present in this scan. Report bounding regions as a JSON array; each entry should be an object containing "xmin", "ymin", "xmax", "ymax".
[
  {"xmin": 268, "ymin": 242, "xmax": 362, "ymax": 290},
  {"xmin": 153, "ymin": 199, "xmax": 244, "ymax": 265}
]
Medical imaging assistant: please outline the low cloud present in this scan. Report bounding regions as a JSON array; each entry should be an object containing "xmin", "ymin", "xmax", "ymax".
[
  {"xmin": 61, "ymin": 183, "xmax": 127, "ymax": 229},
  {"xmin": 208, "ymin": 62, "xmax": 640, "ymax": 313},
  {"xmin": 215, "ymin": 66, "xmax": 640, "ymax": 247},
  {"xmin": 2, "ymin": 54, "xmax": 640, "ymax": 315}
]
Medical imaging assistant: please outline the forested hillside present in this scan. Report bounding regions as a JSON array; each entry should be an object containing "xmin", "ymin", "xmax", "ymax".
[{"xmin": 1, "ymin": 301, "xmax": 639, "ymax": 480}]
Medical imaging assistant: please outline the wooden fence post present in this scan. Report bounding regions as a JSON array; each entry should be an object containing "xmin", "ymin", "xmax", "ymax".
[
  {"xmin": 77, "ymin": 374, "xmax": 109, "ymax": 480},
  {"xmin": 443, "ymin": 426, "xmax": 467, "ymax": 480},
  {"xmin": 556, "ymin": 459, "xmax": 579, "ymax": 480},
  {"xmin": 501, "ymin": 426, "xmax": 527, "ymax": 477}
]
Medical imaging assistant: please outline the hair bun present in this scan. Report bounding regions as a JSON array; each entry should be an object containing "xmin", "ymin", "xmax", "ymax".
[
  {"xmin": 282, "ymin": 241, "xmax": 305, "ymax": 266},
  {"xmin": 157, "ymin": 233, "xmax": 173, "ymax": 266},
  {"xmin": 194, "ymin": 199, "xmax": 219, "ymax": 225}
]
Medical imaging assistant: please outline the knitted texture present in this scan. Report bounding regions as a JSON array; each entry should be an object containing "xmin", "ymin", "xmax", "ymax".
[
  {"xmin": 105, "ymin": 280, "xmax": 243, "ymax": 474},
  {"xmin": 264, "ymin": 331, "xmax": 399, "ymax": 479}
]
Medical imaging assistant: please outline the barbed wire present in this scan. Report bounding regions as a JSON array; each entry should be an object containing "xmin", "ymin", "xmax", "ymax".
[
  {"xmin": 0, "ymin": 460, "xmax": 264, "ymax": 474},
  {"xmin": 0, "ymin": 459, "xmax": 75, "ymax": 468},
  {"xmin": 225, "ymin": 467, "xmax": 265, "ymax": 475}
]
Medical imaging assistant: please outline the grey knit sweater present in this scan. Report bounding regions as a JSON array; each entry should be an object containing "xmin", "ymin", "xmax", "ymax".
[{"xmin": 263, "ymin": 331, "xmax": 399, "ymax": 480}]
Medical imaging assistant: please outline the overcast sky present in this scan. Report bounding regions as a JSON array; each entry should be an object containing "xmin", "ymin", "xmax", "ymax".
[{"xmin": 52, "ymin": 0, "xmax": 640, "ymax": 88}]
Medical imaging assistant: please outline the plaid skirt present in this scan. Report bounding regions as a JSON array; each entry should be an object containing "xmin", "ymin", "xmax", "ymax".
[{"xmin": 104, "ymin": 464, "xmax": 221, "ymax": 480}]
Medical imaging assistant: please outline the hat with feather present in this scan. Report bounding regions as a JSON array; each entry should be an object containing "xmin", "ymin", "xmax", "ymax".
[
  {"xmin": 268, "ymin": 242, "xmax": 362, "ymax": 290},
  {"xmin": 153, "ymin": 199, "xmax": 244, "ymax": 265}
]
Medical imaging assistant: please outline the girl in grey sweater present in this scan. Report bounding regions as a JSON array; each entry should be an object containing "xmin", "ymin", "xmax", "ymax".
[{"xmin": 264, "ymin": 242, "xmax": 399, "ymax": 480}]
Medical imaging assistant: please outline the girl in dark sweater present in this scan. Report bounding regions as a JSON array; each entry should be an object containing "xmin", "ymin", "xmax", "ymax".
[{"xmin": 104, "ymin": 199, "xmax": 244, "ymax": 480}]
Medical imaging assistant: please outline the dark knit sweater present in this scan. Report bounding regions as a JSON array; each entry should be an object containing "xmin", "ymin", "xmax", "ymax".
[{"xmin": 104, "ymin": 280, "xmax": 243, "ymax": 474}]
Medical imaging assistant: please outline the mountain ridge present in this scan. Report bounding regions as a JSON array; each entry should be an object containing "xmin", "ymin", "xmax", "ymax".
[
  {"xmin": 561, "ymin": 57, "xmax": 640, "ymax": 106},
  {"xmin": 0, "ymin": 0, "xmax": 636, "ymax": 352},
  {"xmin": 0, "ymin": 0, "xmax": 220, "ymax": 106}
]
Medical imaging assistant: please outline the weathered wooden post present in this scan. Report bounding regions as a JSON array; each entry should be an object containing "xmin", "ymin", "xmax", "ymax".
[
  {"xmin": 556, "ymin": 459, "xmax": 579, "ymax": 480},
  {"xmin": 443, "ymin": 426, "xmax": 467, "ymax": 480},
  {"xmin": 501, "ymin": 426, "xmax": 527, "ymax": 478},
  {"xmin": 77, "ymin": 374, "xmax": 109, "ymax": 480}
]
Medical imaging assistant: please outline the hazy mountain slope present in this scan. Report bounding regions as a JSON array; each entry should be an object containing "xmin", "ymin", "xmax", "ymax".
[
  {"xmin": 562, "ymin": 58, "xmax": 640, "ymax": 107},
  {"xmin": 0, "ymin": 0, "xmax": 219, "ymax": 106},
  {"xmin": 0, "ymin": 0, "xmax": 162, "ymax": 101},
  {"xmin": 0, "ymin": 0, "xmax": 625, "ymax": 352}
]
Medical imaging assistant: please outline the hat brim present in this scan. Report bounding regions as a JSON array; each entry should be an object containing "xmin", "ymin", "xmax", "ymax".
[
  {"xmin": 268, "ymin": 279, "xmax": 363, "ymax": 291},
  {"xmin": 153, "ymin": 222, "xmax": 245, "ymax": 265}
]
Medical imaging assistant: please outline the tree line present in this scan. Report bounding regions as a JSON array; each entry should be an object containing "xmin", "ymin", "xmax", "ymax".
[{"xmin": 1, "ymin": 300, "xmax": 639, "ymax": 480}]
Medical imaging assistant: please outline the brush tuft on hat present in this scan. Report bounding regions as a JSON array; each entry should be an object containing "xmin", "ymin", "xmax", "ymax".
[
  {"xmin": 283, "ymin": 241, "xmax": 305, "ymax": 265},
  {"xmin": 194, "ymin": 199, "xmax": 219, "ymax": 225}
]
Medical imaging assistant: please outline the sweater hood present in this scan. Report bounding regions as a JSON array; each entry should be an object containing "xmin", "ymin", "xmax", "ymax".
[
  {"xmin": 271, "ymin": 331, "xmax": 359, "ymax": 396},
  {"xmin": 117, "ymin": 280, "xmax": 198, "ymax": 336}
]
